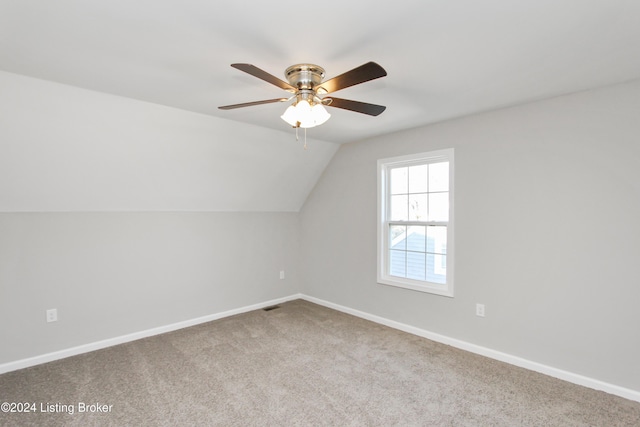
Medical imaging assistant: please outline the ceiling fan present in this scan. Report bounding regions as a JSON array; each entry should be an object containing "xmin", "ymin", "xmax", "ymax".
[{"xmin": 219, "ymin": 62, "xmax": 387, "ymax": 129}]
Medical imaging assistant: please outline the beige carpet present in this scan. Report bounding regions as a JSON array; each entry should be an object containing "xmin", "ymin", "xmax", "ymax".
[{"xmin": 1, "ymin": 299, "xmax": 639, "ymax": 426}]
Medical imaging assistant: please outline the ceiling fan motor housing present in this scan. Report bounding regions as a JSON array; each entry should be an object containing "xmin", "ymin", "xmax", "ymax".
[{"xmin": 285, "ymin": 64, "xmax": 325, "ymax": 90}]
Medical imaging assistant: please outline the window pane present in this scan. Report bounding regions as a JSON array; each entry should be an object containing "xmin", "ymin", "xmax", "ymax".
[
  {"xmin": 427, "ymin": 253, "xmax": 446, "ymax": 284},
  {"xmin": 390, "ymin": 250, "xmax": 406, "ymax": 277},
  {"xmin": 406, "ymin": 226, "xmax": 426, "ymax": 252},
  {"xmin": 408, "ymin": 194, "xmax": 427, "ymax": 221},
  {"xmin": 390, "ymin": 167, "xmax": 408, "ymax": 194},
  {"xmin": 428, "ymin": 192, "xmax": 449, "ymax": 221},
  {"xmin": 427, "ymin": 226, "xmax": 447, "ymax": 254},
  {"xmin": 390, "ymin": 225, "xmax": 406, "ymax": 250},
  {"xmin": 407, "ymin": 252, "xmax": 426, "ymax": 281},
  {"xmin": 429, "ymin": 162, "xmax": 449, "ymax": 192},
  {"xmin": 408, "ymin": 164, "xmax": 428, "ymax": 193},
  {"xmin": 390, "ymin": 195, "xmax": 408, "ymax": 221}
]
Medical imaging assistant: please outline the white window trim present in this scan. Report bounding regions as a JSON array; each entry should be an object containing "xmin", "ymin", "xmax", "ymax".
[{"xmin": 377, "ymin": 148, "xmax": 455, "ymax": 297}]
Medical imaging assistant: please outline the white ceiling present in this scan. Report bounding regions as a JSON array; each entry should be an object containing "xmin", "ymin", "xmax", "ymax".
[{"xmin": 1, "ymin": 0, "xmax": 640, "ymax": 145}]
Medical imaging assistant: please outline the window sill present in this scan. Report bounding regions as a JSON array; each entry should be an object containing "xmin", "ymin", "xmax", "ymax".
[{"xmin": 377, "ymin": 276, "xmax": 454, "ymax": 297}]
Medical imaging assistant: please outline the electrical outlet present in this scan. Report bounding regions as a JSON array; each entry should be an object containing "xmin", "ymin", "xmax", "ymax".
[
  {"xmin": 280, "ymin": 270, "xmax": 285, "ymax": 279},
  {"xmin": 476, "ymin": 303, "xmax": 485, "ymax": 317},
  {"xmin": 46, "ymin": 308, "xmax": 58, "ymax": 323}
]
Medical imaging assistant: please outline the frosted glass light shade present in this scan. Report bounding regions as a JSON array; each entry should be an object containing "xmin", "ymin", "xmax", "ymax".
[
  {"xmin": 311, "ymin": 104, "xmax": 331, "ymax": 126},
  {"xmin": 280, "ymin": 100, "xmax": 331, "ymax": 128},
  {"xmin": 280, "ymin": 105, "xmax": 298, "ymax": 126},
  {"xmin": 296, "ymin": 100, "xmax": 313, "ymax": 128}
]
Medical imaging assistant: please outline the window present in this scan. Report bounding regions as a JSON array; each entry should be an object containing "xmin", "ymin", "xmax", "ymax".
[{"xmin": 377, "ymin": 149, "xmax": 454, "ymax": 296}]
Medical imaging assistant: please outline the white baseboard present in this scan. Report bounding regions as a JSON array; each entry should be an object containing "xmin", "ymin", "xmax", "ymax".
[
  {"xmin": 0, "ymin": 293, "xmax": 303, "ymax": 375},
  {"xmin": 299, "ymin": 294, "xmax": 640, "ymax": 403},
  {"xmin": 3, "ymin": 292, "xmax": 639, "ymax": 404}
]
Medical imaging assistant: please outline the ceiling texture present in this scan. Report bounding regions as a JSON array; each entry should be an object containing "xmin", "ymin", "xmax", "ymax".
[{"xmin": 1, "ymin": 0, "xmax": 640, "ymax": 145}]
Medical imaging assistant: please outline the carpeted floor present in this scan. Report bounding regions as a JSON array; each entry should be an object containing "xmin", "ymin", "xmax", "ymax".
[{"xmin": 1, "ymin": 299, "xmax": 639, "ymax": 426}]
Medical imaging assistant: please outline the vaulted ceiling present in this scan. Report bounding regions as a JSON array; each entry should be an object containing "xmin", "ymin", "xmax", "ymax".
[
  {"xmin": 2, "ymin": 0, "xmax": 639, "ymax": 145},
  {"xmin": 2, "ymin": 1, "xmax": 640, "ymax": 213}
]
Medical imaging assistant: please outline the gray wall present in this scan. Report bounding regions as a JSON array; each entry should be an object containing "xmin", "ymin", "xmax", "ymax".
[
  {"xmin": 299, "ymin": 80, "xmax": 640, "ymax": 391},
  {"xmin": 0, "ymin": 212, "xmax": 299, "ymax": 363}
]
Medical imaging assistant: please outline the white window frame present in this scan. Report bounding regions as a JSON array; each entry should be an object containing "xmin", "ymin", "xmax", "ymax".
[{"xmin": 377, "ymin": 148, "xmax": 455, "ymax": 297}]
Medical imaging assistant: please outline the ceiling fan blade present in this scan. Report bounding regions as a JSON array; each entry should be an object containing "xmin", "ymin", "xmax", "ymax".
[
  {"xmin": 218, "ymin": 98, "xmax": 289, "ymax": 110},
  {"xmin": 317, "ymin": 62, "xmax": 387, "ymax": 94},
  {"xmin": 325, "ymin": 97, "xmax": 386, "ymax": 116},
  {"xmin": 231, "ymin": 63, "xmax": 296, "ymax": 92}
]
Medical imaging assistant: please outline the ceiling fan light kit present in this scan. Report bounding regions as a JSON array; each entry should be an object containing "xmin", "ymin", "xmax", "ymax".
[
  {"xmin": 219, "ymin": 61, "xmax": 387, "ymax": 136},
  {"xmin": 280, "ymin": 99, "xmax": 331, "ymax": 129}
]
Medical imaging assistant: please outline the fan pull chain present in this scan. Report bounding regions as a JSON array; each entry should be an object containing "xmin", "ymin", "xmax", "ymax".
[{"xmin": 292, "ymin": 123, "xmax": 308, "ymax": 149}]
